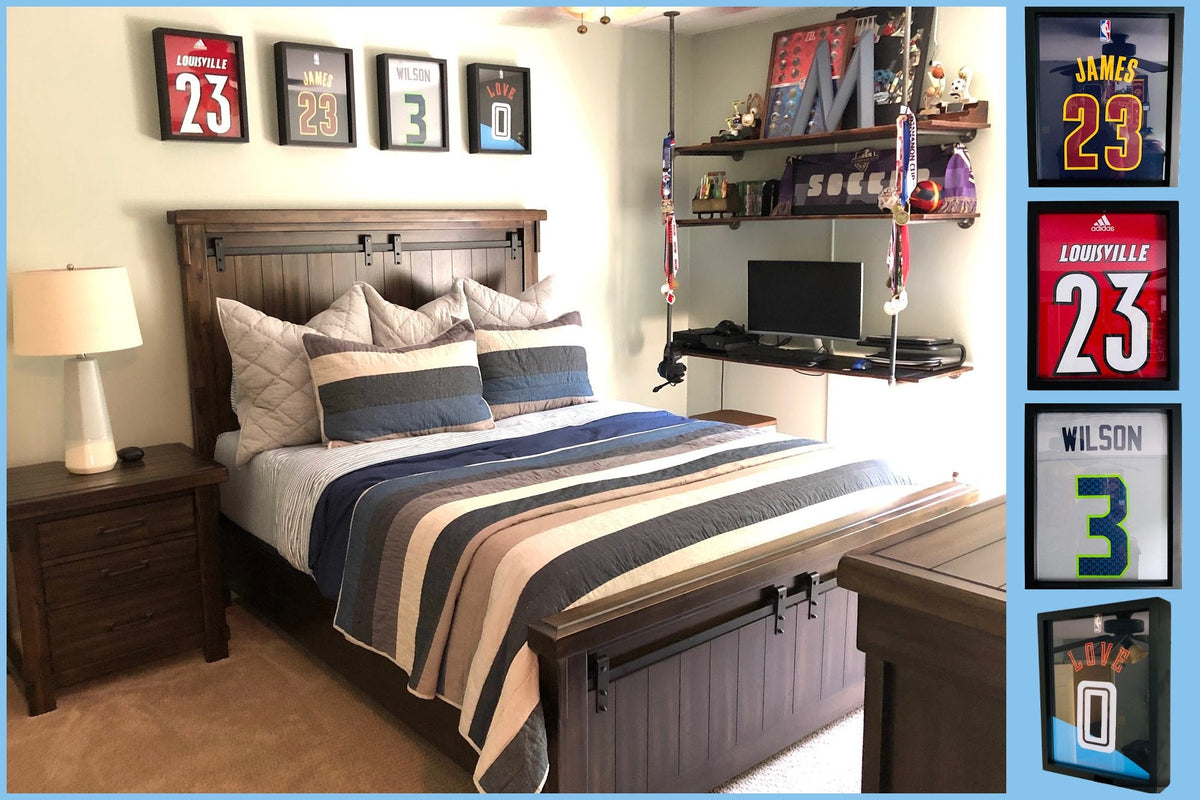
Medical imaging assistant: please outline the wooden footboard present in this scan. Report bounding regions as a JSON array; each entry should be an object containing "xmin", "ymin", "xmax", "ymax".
[{"xmin": 528, "ymin": 480, "xmax": 977, "ymax": 792}]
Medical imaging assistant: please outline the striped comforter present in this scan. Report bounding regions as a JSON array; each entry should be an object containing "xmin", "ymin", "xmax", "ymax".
[{"xmin": 329, "ymin": 410, "xmax": 913, "ymax": 792}]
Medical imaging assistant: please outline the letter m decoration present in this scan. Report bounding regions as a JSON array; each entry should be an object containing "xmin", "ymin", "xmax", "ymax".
[{"xmin": 788, "ymin": 33, "xmax": 874, "ymax": 135}]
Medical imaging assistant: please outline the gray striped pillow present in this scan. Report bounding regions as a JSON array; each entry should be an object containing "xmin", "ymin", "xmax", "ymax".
[
  {"xmin": 302, "ymin": 321, "xmax": 494, "ymax": 446},
  {"xmin": 475, "ymin": 311, "xmax": 594, "ymax": 420}
]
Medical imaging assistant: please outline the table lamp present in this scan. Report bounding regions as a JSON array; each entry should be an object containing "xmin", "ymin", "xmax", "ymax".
[{"xmin": 12, "ymin": 264, "xmax": 143, "ymax": 474}]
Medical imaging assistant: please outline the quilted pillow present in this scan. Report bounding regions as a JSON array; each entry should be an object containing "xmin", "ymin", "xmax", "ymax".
[
  {"xmin": 302, "ymin": 321, "xmax": 494, "ymax": 445},
  {"xmin": 475, "ymin": 311, "xmax": 594, "ymax": 420},
  {"xmin": 360, "ymin": 282, "xmax": 469, "ymax": 349},
  {"xmin": 459, "ymin": 274, "xmax": 562, "ymax": 327},
  {"xmin": 218, "ymin": 284, "xmax": 372, "ymax": 467}
]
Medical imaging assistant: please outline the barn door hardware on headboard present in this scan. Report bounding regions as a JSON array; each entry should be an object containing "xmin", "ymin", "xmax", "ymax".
[{"xmin": 206, "ymin": 230, "xmax": 522, "ymax": 271}]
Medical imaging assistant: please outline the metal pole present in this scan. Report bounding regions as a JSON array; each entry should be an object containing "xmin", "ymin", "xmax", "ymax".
[{"xmin": 665, "ymin": 10, "xmax": 679, "ymax": 341}]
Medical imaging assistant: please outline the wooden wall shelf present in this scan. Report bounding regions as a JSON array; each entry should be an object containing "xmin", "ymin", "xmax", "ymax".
[{"xmin": 678, "ymin": 212, "xmax": 979, "ymax": 229}]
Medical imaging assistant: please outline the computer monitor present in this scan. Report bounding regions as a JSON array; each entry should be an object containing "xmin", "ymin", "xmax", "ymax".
[{"xmin": 746, "ymin": 260, "xmax": 864, "ymax": 344}]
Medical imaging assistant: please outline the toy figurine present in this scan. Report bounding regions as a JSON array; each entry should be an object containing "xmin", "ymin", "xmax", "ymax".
[
  {"xmin": 949, "ymin": 65, "xmax": 975, "ymax": 105},
  {"xmin": 924, "ymin": 60, "xmax": 946, "ymax": 111}
]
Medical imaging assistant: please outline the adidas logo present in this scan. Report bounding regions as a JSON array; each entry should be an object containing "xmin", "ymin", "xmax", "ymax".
[
  {"xmin": 192, "ymin": 39, "xmax": 207, "ymax": 50},
  {"xmin": 1091, "ymin": 214, "xmax": 1115, "ymax": 232}
]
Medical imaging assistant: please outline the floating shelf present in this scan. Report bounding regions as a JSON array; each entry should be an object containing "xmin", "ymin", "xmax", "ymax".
[
  {"xmin": 679, "ymin": 212, "xmax": 980, "ymax": 230},
  {"xmin": 676, "ymin": 105, "xmax": 990, "ymax": 161}
]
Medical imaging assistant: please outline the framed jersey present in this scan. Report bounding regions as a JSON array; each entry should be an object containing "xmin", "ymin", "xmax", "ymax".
[
  {"xmin": 274, "ymin": 41, "xmax": 356, "ymax": 147},
  {"xmin": 1037, "ymin": 598, "xmax": 1170, "ymax": 792},
  {"xmin": 152, "ymin": 28, "xmax": 249, "ymax": 142},
  {"xmin": 377, "ymin": 54, "xmax": 448, "ymax": 151},
  {"xmin": 466, "ymin": 63, "xmax": 530, "ymax": 155},
  {"xmin": 1025, "ymin": 404, "xmax": 1181, "ymax": 589},
  {"xmin": 1028, "ymin": 202, "xmax": 1178, "ymax": 390},
  {"xmin": 1025, "ymin": 8, "xmax": 1183, "ymax": 187}
]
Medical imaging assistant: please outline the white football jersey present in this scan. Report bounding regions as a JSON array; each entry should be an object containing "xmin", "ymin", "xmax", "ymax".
[{"xmin": 1034, "ymin": 411, "xmax": 1169, "ymax": 582}]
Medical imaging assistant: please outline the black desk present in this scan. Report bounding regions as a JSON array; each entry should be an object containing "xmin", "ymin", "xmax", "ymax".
[{"xmin": 677, "ymin": 346, "xmax": 972, "ymax": 383}]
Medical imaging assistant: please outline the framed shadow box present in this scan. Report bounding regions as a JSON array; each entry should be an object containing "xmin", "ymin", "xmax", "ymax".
[
  {"xmin": 1025, "ymin": 403, "xmax": 1181, "ymax": 589},
  {"xmin": 274, "ymin": 41, "xmax": 356, "ymax": 147},
  {"xmin": 1028, "ymin": 202, "xmax": 1178, "ymax": 391},
  {"xmin": 466, "ymin": 63, "xmax": 530, "ymax": 154},
  {"xmin": 152, "ymin": 27, "xmax": 249, "ymax": 142},
  {"xmin": 1026, "ymin": 7, "xmax": 1183, "ymax": 186},
  {"xmin": 377, "ymin": 54, "xmax": 448, "ymax": 151},
  {"xmin": 762, "ymin": 18, "xmax": 852, "ymax": 138},
  {"xmin": 1037, "ymin": 597, "xmax": 1170, "ymax": 792}
]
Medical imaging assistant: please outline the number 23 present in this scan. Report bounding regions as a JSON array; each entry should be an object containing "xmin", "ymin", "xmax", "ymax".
[{"xmin": 1063, "ymin": 93, "xmax": 1143, "ymax": 172}]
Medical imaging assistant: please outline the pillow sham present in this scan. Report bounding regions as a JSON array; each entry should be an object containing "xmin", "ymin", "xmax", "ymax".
[
  {"xmin": 219, "ymin": 284, "xmax": 373, "ymax": 467},
  {"xmin": 360, "ymin": 281, "xmax": 469, "ymax": 349},
  {"xmin": 475, "ymin": 311, "xmax": 594, "ymax": 420},
  {"xmin": 302, "ymin": 321, "xmax": 495, "ymax": 446},
  {"xmin": 459, "ymin": 274, "xmax": 562, "ymax": 327}
]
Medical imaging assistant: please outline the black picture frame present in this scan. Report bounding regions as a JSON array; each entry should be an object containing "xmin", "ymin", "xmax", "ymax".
[
  {"xmin": 1037, "ymin": 597, "xmax": 1171, "ymax": 792},
  {"xmin": 1025, "ymin": 7, "xmax": 1183, "ymax": 187},
  {"xmin": 835, "ymin": 6, "xmax": 937, "ymax": 126},
  {"xmin": 152, "ymin": 27, "xmax": 249, "ymax": 142},
  {"xmin": 466, "ymin": 63, "xmax": 531, "ymax": 154},
  {"xmin": 274, "ymin": 41, "xmax": 356, "ymax": 147},
  {"xmin": 376, "ymin": 54, "xmax": 448, "ymax": 151},
  {"xmin": 1027, "ymin": 201, "xmax": 1178, "ymax": 391},
  {"xmin": 1025, "ymin": 403, "xmax": 1182, "ymax": 590}
]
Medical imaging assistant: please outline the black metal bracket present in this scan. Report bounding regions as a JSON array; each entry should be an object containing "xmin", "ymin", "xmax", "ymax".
[
  {"xmin": 956, "ymin": 217, "xmax": 976, "ymax": 230},
  {"xmin": 207, "ymin": 230, "xmax": 516, "ymax": 271},
  {"xmin": 802, "ymin": 571, "xmax": 821, "ymax": 620},
  {"xmin": 772, "ymin": 585, "xmax": 787, "ymax": 634},
  {"xmin": 592, "ymin": 653, "xmax": 610, "ymax": 713}
]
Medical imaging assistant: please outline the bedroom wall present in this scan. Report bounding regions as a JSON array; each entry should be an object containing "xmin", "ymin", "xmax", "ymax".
[
  {"xmin": 676, "ymin": 6, "xmax": 1007, "ymax": 491},
  {"xmin": 4, "ymin": 6, "xmax": 689, "ymax": 467}
]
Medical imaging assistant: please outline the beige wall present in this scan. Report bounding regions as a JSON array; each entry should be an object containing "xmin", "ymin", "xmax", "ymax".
[
  {"xmin": 678, "ymin": 7, "xmax": 1006, "ymax": 490},
  {"xmin": 5, "ymin": 6, "xmax": 686, "ymax": 466},
  {"xmin": 6, "ymin": 6, "xmax": 1006, "ymax": 492}
]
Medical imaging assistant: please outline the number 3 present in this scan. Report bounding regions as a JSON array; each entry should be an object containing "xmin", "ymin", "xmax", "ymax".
[{"xmin": 1076, "ymin": 475, "xmax": 1129, "ymax": 578}]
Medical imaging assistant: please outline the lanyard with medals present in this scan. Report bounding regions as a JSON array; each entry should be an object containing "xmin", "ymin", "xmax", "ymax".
[
  {"xmin": 660, "ymin": 132, "xmax": 678, "ymax": 305},
  {"xmin": 883, "ymin": 107, "xmax": 918, "ymax": 318}
]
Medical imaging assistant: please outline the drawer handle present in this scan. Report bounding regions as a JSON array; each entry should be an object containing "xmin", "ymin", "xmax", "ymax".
[
  {"xmin": 109, "ymin": 612, "xmax": 155, "ymax": 632},
  {"xmin": 97, "ymin": 519, "xmax": 146, "ymax": 536},
  {"xmin": 100, "ymin": 560, "xmax": 150, "ymax": 579}
]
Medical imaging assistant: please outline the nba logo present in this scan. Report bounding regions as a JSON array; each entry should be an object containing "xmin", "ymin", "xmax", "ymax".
[{"xmin": 1099, "ymin": 19, "xmax": 1112, "ymax": 43}]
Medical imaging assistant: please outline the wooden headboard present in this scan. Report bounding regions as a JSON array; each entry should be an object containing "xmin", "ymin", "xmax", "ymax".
[{"xmin": 168, "ymin": 208, "xmax": 547, "ymax": 457}]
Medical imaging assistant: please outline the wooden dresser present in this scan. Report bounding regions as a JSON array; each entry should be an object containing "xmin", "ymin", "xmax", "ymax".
[
  {"xmin": 838, "ymin": 495, "xmax": 1006, "ymax": 792},
  {"xmin": 7, "ymin": 443, "xmax": 229, "ymax": 714}
]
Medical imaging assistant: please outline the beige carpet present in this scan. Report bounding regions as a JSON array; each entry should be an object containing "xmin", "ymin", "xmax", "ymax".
[{"xmin": 7, "ymin": 601, "xmax": 862, "ymax": 793}]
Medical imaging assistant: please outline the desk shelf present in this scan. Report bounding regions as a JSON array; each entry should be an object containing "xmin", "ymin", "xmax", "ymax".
[{"xmin": 679, "ymin": 347, "xmax": 972, "ymax": 384}]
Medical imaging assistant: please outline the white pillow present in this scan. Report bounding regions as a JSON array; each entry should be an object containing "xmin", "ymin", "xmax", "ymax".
[
  {"xmin": 459, "ymin": 274, "xmax": 562, "ymax": 327},
  {"xmin": 219, "ymin": 284, "xmax": 372, "ymax": 467},
  {"xmin": 360, "ymin": 282, "xmax": 469, "ymax": 348}
]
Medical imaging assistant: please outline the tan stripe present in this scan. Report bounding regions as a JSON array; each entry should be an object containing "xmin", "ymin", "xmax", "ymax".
[
  {"xmin": 458, "ymin": 445, "xmax": 863, "ymax": 723},
  {"xmin": 310, "ymin": 338, "xmax": 477, "ymax": 383},
  {"xmin": 393, "ymin": 433, "xmax": 814, "ymax": 667},
  {"xmin": 468, "ymin": 644, "xmax": 543, "ymax": 790},
  {"xmin": 570, "ymin": 484, "xmax": 915, "ymax": 608},
  {"xmin": 475, "ymin": 324, "xmax": 585, "ymax": 355}
]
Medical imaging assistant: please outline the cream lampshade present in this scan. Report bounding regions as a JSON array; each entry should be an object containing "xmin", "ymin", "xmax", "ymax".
[{"xmin": 12, "ymin": 265, "xmax": 143, "ymax": 474}]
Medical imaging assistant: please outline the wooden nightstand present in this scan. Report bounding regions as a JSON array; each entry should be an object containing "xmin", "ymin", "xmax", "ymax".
[
  {"xmin": 7, "ymin": 443, "xmax": 229, "ymax": 715},
  {"xmin": 690, "ymin": 409, "xmax": 777, "ymax": 429}
]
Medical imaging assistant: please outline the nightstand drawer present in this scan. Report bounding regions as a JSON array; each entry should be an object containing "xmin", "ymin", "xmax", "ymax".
[
  {"xmin": 42, "ymin": 537, "xmax": 199, "ymax": 608},
  {"xmin": 37, "ymin": 495, "xmax": 195, "ymax": 561},
  {"xmin": 48, "ymin": 579, "xmax": 203, "ymax": 676}
]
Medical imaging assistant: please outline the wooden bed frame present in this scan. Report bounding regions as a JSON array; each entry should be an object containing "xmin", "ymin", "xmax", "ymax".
[{"xmin": 168, "ymin": 208, "xmax": 978, "ymax": 792}]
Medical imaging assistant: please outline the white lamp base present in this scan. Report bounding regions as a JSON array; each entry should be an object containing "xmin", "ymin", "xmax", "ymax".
[{"xmin": 63, "ymin": 356, "xmax": 118, "ymax": 474}]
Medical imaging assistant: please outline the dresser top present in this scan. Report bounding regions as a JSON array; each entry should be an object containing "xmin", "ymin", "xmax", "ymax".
[
  {"xmin": 8, "ymin": 443, "xmax": 227, "ymax": 521},
  {"xmin": 839, "ymin": 495, "xmax": 1006, "ymax": 635}
]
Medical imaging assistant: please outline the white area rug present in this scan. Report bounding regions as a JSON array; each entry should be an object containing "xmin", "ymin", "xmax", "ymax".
[{"xmin": 714, "ymin": 708, "xmax": 864, "ymax": 793}]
